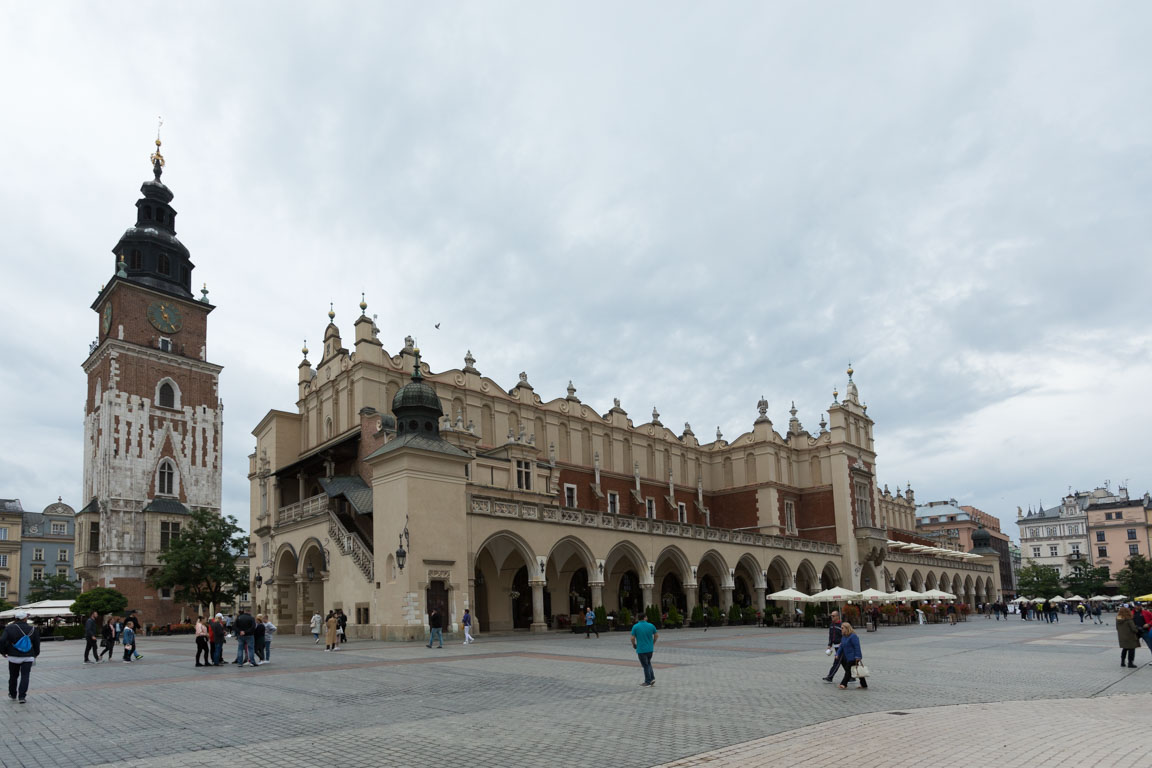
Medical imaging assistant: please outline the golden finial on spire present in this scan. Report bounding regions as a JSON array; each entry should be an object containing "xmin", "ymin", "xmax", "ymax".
[
  {"xmin": 328, "ymin": 301, "xmax": 335, "ymax": 322},
  {"xmin": 359, "ymin": 292, "xmax": 367, "ymax": 314},
  {"xmin": 150, "ymin": 116, "xmax": 165, "ymax": 179},
  {"xmin": 846, "ymin": 361, "xmax": 854, "ymax": 379},
  {"xmin": 302, "ymin": 339, "xmax": 309, "ymax": 357}
]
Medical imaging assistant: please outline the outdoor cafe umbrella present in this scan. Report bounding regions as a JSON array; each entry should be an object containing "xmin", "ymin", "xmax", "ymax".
[
  {"xmin": 1088, "ymin": 595, "xmax": 1111, "ymax": 602},
  {"xmin": 1068, "ymin": 595, "xmax": 1087, "ymax": 602},
  {"xmin": 808, "ymin": 587, "xmax": 863, "ymax": 602},
  {"xmin": 892, "ymin": 589, "xmax": 927, "ymax": 601},
  {"xmin": 766, "ymin": 588, "xmax": 810, "ymax": 602},
  {"xmin": 1135, "ymin": 593, "xmax": 1152, "ymax": 602},
  {"xmin": 1110, "ymin": 595, "xmax": 1128, "ymax": 602},
  {"xmin": 920, "ymin": 588, "xmax": 956, "ymax": 600},
  {"xmin": 859, "ymin": 588, "xmax": 894, "ymax": 601},
  {"xmin": 1048, "ymin": 596, "xmax": 1067, "ymax": 603}
]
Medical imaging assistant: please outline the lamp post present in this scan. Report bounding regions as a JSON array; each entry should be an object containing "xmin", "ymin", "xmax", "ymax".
[{"xmin": 396, "ymin": 516, "xmax": 410, "ymax": 573}]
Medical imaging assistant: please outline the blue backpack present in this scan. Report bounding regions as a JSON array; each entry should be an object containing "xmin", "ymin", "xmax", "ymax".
[{"xmin": 13, "ymin": 626, "xmax": 32, "ymax": 653}]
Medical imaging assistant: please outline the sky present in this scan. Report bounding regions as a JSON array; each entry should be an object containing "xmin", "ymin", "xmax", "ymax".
[{"xmin": 1, "ymin": 3, "xmax": 1149, "ymax": 544}]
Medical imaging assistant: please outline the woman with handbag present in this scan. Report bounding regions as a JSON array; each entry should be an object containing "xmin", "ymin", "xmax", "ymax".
[{"xmin": 837, "ymin": 622, "xmax": 867, "ymax": 689}]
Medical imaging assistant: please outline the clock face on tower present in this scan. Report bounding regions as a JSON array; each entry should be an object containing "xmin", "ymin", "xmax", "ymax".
[
  {"xmin": 147, "ymin": 301, "xmax": 183, "ymax": 333},
  {"xmin": 102, "ymin": 304, "xmax": 113, "ymax": 335}
]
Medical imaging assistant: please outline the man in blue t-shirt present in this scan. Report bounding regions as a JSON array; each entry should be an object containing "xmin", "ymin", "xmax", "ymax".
[
  {"xmin": 630, "ymin": 616, "xmax": 659, "ymax": 687},
  {"xmin": 584, "ymin": 606, "xmax": 599, "ymax": 639}
]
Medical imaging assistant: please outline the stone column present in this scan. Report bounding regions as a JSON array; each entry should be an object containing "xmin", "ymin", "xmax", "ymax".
[
  {"xmin": 530, "ymin": 581, "xmax": 547, "ymax": 632},
  {"xmin": 295, "ymin": 575, "xmax": 307, "ymax": 635},
  {"xmin": 297, "ymin": 472, "xmax": 306, "ymax": 501},
  {"xmin": 591, "ymin": 582, "xmax": 604, "ymax": 609},
  {"xmin": 755, "ymin": 586, "xmax": 766, "ymax": 612},
  {"xmin": 684, "ymin": 585, "xmax": 698, "ymax": 616},
  {"xmin": 641, "ymin": 584, "xmax": 654, "ymax": 612},
  {"xmin": 720, "ymin": 587, "xmax": 733, "ymax": 612}
]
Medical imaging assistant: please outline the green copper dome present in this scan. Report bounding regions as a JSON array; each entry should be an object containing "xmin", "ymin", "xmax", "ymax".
[{"xmin": 391, "ymin": 348, "xmax": 443, "ymax": 430}]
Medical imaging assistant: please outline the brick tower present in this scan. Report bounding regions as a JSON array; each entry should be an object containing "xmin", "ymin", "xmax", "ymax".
[{"xmin": 75, "ymin": 139, "xmax": 223, "ymax": 624}]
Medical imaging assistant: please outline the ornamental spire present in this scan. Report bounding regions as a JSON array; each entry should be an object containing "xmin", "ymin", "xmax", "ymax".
[{"xmin": 150, "ymin": 116, "xmax": 165, "ymax": 180}]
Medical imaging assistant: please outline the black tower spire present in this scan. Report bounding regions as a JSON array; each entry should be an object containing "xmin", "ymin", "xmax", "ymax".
[{"xmin": 109, "ymin": 135, "xmax": 195, "ymax": 298}]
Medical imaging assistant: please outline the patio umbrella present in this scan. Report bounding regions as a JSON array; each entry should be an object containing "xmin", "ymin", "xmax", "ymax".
[
  {"xmin": 1110, "ymin": 595, "xmax": 1128, "ymax": 602},
  {"xmin": 921, "ymin": 588, "xmax": 956, "ymax": 600},
  {"xmin": 891, "ymin": 589, "xmax": 926, "ymax": 601},
  {"xmin": 1135, "ymin": 593, "xmax": 1152, "ymax": 602},
  {"xmin": 1088, "ymin": 595, "xmax": 1111, "ymax": 602},
  {"xmin": 1048, "ymin": 596, "xmax": 1067, "ymax": 603},
  {"xmin": 807, "ymin": 587, "xmax": 863, "ymax": 602},
  {"xmin": 765, "ymin": 588, "xmax": 810, "ymax": 601},
  {"xmin": 859, "ymin": 588, "xmax": 894, "ymax": 601},
  {"xmin": 1067, "ymin": 595, "xmax": 1086, "ymax": 602}
]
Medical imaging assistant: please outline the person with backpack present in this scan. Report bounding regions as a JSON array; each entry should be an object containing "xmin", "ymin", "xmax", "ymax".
[
  {"xmin": 121, "ymin": 622, "xmax": 139, "ymax": 663},
  {"xmin": 0, "ymin": 610, "xmax": 41, "ymax": 703}
]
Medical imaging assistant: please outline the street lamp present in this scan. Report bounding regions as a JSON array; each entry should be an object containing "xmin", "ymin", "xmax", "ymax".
[
  {"xmin": 396, "ymin": 516, "xmax": 410, "ymax": 572},
  {"xmin": 306, "ymin": 563, "xmax": 315, "ymax": 582},
  {"xmin": 254, "ymin": 572, "xmax": 263, "ymax": 590}
]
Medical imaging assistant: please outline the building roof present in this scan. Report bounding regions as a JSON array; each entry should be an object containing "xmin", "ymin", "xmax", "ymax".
[
  {"xmin": 20, "ymin": 512, "xmax": 72, "ymax": 537},
  {"xmin": 319, "ymin": 475, "xmax": 373, "ymax": 515},
  {"xmin": 364, "ymin": 431, "xmax": 472, "ymax": 461},
  {"xmin": 0, "ymin": 499, "xmax": 24, "ymax": 513},
  {"xmin": 142, "ymin": 498, "xmax": 190, "ymax": 515}
]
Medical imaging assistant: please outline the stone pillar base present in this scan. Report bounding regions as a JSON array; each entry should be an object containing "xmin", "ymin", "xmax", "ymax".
[{"xmin": 530, "ymin": 622, "xmax": 549, "ymax": 633}]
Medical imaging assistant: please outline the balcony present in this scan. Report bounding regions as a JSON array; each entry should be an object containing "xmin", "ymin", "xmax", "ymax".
[{"xmin": 276, "ymin": 493, "xmax": 329, "ymax": 527}]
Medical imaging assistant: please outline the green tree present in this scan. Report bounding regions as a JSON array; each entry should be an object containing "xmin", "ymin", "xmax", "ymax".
[
  {"xmin": 0, "ymin": 599, "xmax": 13, "ymax": 614},
  {"xmin": 1116, "ymin": 554, "xmax": 1152, "ymax": 598},
  {"xmin": 1016, "ymin": 559, "xmax": 1064, "ymax": 597},
  {"xmin": 149, "ymin": 508, "xmax": 248, "ymax": 608},
  {"xmin": 70, "ymin": 587, "xmax": 128, "ymax": 617},
  {"xmin": 1062, "ymin": 563, "xmax": 1109, "ymax": 598},
  {"xmin": 26, "ymin": 573, "xmax": 81, "ymax": 603}
]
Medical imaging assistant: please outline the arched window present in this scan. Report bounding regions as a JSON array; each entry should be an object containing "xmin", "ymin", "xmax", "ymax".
[
  {"xmin": 158, "ymin": 460, "xmax": 176, "ymax": 496},
  {"xmin": 153, "ymin": 379, "xmax": 181, "ymax": 409},
  {"xmin": 130, "ymin": 250, "xmax": 142, "ymax": 270},
  {"xmin": 156, "ymin": 209, "xmax": 165, "ymax": 224},
  {"xmin": 158, "ymin": 253, "xmax": 170, "ymax": 275}
]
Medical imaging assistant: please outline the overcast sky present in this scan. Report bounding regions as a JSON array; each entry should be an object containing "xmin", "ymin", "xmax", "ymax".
[{"xmin": 2, "ymin": 4, "xmax": 1149, "ymax": 543}]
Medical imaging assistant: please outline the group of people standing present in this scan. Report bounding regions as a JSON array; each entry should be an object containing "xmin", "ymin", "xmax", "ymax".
[
  {"xmin": 193, "ymin": 610, "xmax": 277, "ymax": 667},
  {"xmin": 310, "ymin": 609, "xmax": 349, "ymax": 651},
  {"xmin": 83, "ymin": 611, "xmax": 143, "ymax": 663}
]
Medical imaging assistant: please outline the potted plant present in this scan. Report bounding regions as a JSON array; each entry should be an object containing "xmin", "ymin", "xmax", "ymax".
[
  {"xmin": 690, "ymin": 604, "xmax": 705, "ymax": 627},
  {"xmin": 708, "ymin": 605, "xmax": 723, "ymax": 626},
  {"xmin": 594, "ymin": 605, "xmax": 609, "ymax": 633},
  {"xmin": 646, "ymin": 604, "xmax": 663, "ymax": 628},
  {"xmin": 616, "ymin": 607, "xmax": 633, "ymax": 630},
  {"xmin": 665, "ymin": 605, "xmax": 683, "ymax": 628},
  {"xmin": 728, "ymin": 604, "xmax": 742, "ymax": 626}
]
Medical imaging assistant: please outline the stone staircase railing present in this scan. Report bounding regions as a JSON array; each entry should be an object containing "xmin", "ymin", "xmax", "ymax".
[{"xmin": 328, "ymin": 511, "xmax": 374, "ymax": 582}]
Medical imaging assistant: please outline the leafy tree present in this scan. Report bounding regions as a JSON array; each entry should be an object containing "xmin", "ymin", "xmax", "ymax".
[
  {"xmin": 1116, "ymin": 554, "xmax": 1152, "ymax": 598},
  {"xmin": 26, "ymin": 573, "xmax": 81, "ymax": 603},
  {"xmin": 0, "ymin": 599, "xmax": 13, "ymax": 614},
  {"xmin": 71, "ymin": 587, "xmax": 128, "ymax": 617},
  {"xmin": 1062, "ymin": 563, "xmax": 1109, "ymax": 598},
  {"xmin": 148, "ymin": 508, "xmax": 248, "ymax": 609},
  {"xmin": 1016, "ymin": 560, "xmax": 1064, "ymax": 597}
]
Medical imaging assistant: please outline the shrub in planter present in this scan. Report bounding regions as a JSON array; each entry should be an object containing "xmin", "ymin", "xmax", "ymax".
[
  {"xmin": 690, "ymin": 604, "xmax": 705, "ymax": 627},
  {"xmin": 842, "ymin": 605, "xmax": 861, "ymax": 626},
  {"xmin": 594, "ymin": 605, "xmax": 609, "ymax": 633},
  {"xmin": 646, "ymin": 605, "xmax": 663, "ymax": 627},
  {"xmin": 707, "ymin": 605, "xmax": 723, "ymax": 626},
  {"xmin": 52, "ymin": 625, "xmax": 85, "ymax": 640},
  {"xmin": 665, "ymin": 605, "xmax": 683, "ymax": 628},
  {"xmin": 728, "ymin": 604, "xmax": 742, "ymax": 625},
  {"xmin": 616, "ymin": 607, "xmax": 633, "ymax": 629}
]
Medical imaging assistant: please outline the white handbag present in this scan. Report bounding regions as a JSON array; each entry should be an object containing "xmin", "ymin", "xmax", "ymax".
[{"xmin": 852, "ymin": 662, "xmax": 870, "ymax": 677}]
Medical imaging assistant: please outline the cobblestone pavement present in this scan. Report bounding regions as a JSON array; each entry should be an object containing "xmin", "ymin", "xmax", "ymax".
[{"xmin": 0, "ymin": 617, "xmax": 1146, "ymax": 768}]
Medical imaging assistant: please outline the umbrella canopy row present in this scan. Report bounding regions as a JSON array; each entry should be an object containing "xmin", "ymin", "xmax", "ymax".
[{"xmin": 765, "ymin": 588, "xmax": 958, "ymax": 602}]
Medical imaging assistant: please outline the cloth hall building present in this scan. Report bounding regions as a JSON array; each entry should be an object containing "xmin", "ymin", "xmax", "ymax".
[{"xmin": 249, "ymin": 308, "xmax": 1001, "ymax": 639}]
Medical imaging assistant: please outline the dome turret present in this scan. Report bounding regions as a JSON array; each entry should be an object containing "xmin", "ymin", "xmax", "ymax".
[{"xmin": 392, "ymin": 348, "xmax": 443, "ymax": 437}]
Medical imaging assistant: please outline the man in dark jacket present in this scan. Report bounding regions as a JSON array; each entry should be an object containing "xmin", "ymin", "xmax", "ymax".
[
  {"xmin": 83, "ymin": 611, "xmax": 101, "ymax": 663},
  {"xmin": 1, "ymin": 610, "xmax": 41, "ymax": 702},
  {"xmin": 427, "ymin": 608, "xmax": 444, "ymax": 648},
  {"xmin": 822, "ymin": 610, "xmax": 843, "ymax": 682},
  {"xmin": 233, "ymin": 610, "xmax": 259, "ymax": 666},
  {"xmin": 209, "ymin": 613, "xmax": 226, "ymax": 665}
]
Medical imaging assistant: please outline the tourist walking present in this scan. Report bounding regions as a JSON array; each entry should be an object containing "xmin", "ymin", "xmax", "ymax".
[
  {"xmin": 462, "ymin": 608, "xmax": 474, "ymax": 644},
  {"xmin": 1116, "ymin": 607, "xmax": 1141, "ymax": 668},
  {"xmin": 427, "ymin": 608, "xmax": 444, "ymax": 648},
  {"xmin": 630, "ymin": 613, "xmax": 658, "ymax": 687},
  {"xmin": 0, "ymin": 610, "xmax": 40, "ymax": 703},
  {"xmin": 822, "ymin": 610, "xmax": 843, "ymax": 683},
  {"xmin": 100, "ymin": 617, "xmax": 116, "ymax": 661},
  {"xmin": 1092, "ymin": 602, "xmax": 1104, "ymax": 625},
  {"xmin": 209, "ymin": 613, "xmax": 226, "ymax": 665},
  {"xmin": 310, "ymin": 612, "xmax": 323, "ymax": 644},
  {"xmin": 121, "ymin": 622, "xmax": 139, "ymax": 662},
  {"xmin": 83, "ymin": 611, "xmax": 102, "ymax": 663},
  {"xmin": 194, "ymin": 616, "xmax": 210, "ymax": 667},
  {"xmin": 837, "ymin": 622, "xmax": 867, "ymax": 689},
  {"xmin": 325, "ymin": 611, "xmax": 340, "ymax": 651},
  {"xmin": 584, "ymin": 606, "xmax": 598, "ymax": 639},
  {"xmin": 124, "ymin": 613, "xmax": 143, "ymax": 660},
  {"xmin": 337, "ymin": 608, "xmax": 349, "ymax": 644},
  {"xmin": 263, "ymin": 616, "xmax": 277, "ymax": 662}
]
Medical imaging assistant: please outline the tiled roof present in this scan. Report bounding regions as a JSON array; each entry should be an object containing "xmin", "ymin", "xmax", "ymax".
[
  {"xmin": 142, "ymin": 498, "xmax": 190, "ymax": 515},
  {"xmin": 364, "ymin": 432, "xmax": 471, "ymax": 461},
  {"xmin": 319, "ymin": 476, "xmax": 373, "ymax": 515}
]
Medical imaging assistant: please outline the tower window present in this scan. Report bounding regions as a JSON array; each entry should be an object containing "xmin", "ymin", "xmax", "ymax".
[
  {"xmin": 130, "ymin": 250, "xmax": 142, "ymax": 270},
  {"xmin": 158, "ymin": 382, "xmax": 175, "ymax": 408},
  {"xmin": 158, "ymin": 253, "xmax": 170, "ymax": 275},
  {"xmin": 159, "ymin": 338, "xmax": 171, "ymax": 353},
  {"xmin": 89, "ymin": 522, "xmax": 100, "ymax": 552},
  {"xmin": 160, "ymin": 521, "xmax": 180, "ymax": 551},
  {"xmin": 158, "ymin": 460, "xmax": 175, "ymax": 496},
  {"xmin": 144, "ymin": 206, "xmax": 152, "ymax": 220},
  {"xmin": 154, "ymin": 379, "xmax": 181, "ymax": 409},
  {"xmin": 156, "ymin": 209, "xmax": 165, "ymax": 224}
]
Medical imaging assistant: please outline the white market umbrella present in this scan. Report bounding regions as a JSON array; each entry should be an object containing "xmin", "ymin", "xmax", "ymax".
[
  {"xmin": 1088, "ymin": 595, "xmax": 1111, "ymax": 602},
  {"xmin": 1110, "ymin": 595, "xmax": 1128, "ymax": 602},
  {"xmin": 1068, "ymin": 595, "xmax": 1086, "ymax": 602},
  {"xmin": 859, "ymin": 588, "xmax": 895, "ymax": 601},
  {"xmin": 1048, "ymin": 596, "xmax": 1067, "ymax": 603},
  {"xmin": 1009, "ymin": 597, "xmax": 1030, "ymax": 604},
  {"xmin": 892, "ymin": 589, "xmax": 926, "ymax": 601},
  {"xmin": 808, "ymin": 587, "xmax": 863, "ymax": 602},
  {"xmin": 921, "ymin": 588, "xmax": 956, "ymax": 600},
  {"xmin": 766, "ymin": 588, "xmax": 810, "ymax": 602}
]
